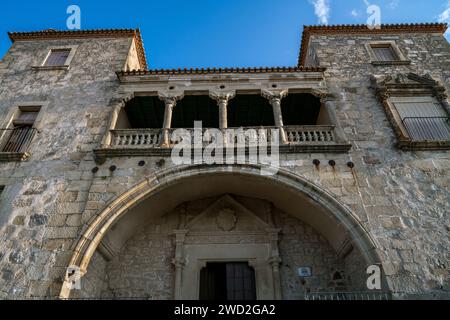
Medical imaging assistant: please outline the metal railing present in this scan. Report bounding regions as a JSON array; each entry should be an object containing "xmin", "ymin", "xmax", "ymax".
[
  {"xmin": 402, "ymin": 116, "xmax": 450, "ymax": 141},
  {"xmin": 0, "ymin": 127, "xmax": 36, "ymax": 153},
  {"xmin": 109, "ymin": 125, "xmax": 336, "ymax": 148},
  {"xmin": 305, "ymin": 291, "xmax": 391, "ymax": 300}
]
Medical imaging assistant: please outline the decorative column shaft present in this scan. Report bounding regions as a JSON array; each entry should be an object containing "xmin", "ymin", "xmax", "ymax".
[
  {"xmin": 313, "ymin": 90, "xmax": 347, "ymax": 143},
  {"xmin": 267, "ymin": 228, "xmax": 282, "ymax": 300},
  {"xmin": 101, "ymin": 104, "xmax": 122, "ymax": 148},
  {"xmin": 159, "ymin": 93, "xmax": 184, "ymax": 146},
  {"xmin": 173, "ymin": 230, "xmax": 187, "ymax": 300},
  {"xmin": 262, "ymin": 90, "xmax": 288, "ymax": 144},
  {"xmin": 209, "ymin": 92, "xmax": 235, "ymax": 130}
]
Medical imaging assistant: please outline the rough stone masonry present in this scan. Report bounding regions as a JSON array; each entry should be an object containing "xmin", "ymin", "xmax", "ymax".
[{"xmin": 0, "ymin": 24, "xmax": 448, "ymax": 300}]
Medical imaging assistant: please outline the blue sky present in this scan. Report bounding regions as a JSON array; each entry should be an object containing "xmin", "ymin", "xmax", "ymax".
[{"xmin": 1, "ymin": 0, "xmax": 449, "ymax": 68}]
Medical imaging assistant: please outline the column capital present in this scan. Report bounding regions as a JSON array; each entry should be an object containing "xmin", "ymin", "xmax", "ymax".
[
  {"xmin": 158, "ymin": 92, "xmax": 184, "ymax": 106},
  {"xmin": 261, "ymin": 89, "xmax": 288, "ymax": 104},
  {"xmin": 209, "ymin": 91, "xmax": 236, "ymax": 104},
  {"xmin": 310, "ymin": 89, "xmax": 335, "ymax": 102}
]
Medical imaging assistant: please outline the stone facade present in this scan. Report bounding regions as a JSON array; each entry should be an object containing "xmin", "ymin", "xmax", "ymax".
[{"xmin": 0, "ymin": 24, "xmax": 449, "ymax": 300}]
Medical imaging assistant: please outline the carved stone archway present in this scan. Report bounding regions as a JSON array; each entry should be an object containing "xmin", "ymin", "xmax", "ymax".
[{"xmin": 60, "ymin": 163, "xmax": 386, "ymax": 299}]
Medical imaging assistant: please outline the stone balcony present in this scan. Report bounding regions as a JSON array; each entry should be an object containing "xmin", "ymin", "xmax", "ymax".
[{"xmin": 94, "ymin": 125, "xmax": 352, "ymax": 161}]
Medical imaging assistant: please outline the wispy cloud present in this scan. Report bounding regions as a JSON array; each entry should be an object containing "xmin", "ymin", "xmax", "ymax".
[
  {"xmin": 388, "ymin": 0, "xmax": 399, "ymax": 10},
  {"xmin": 351, "ymin": 9, "xmax": 359, "ymax": 17},
  {"xmin": 310, "ymin": 0, "xmax": 331, "ymax": 25},
  {"xmin": 438, "ymin": 1, "xmax": 450, "ymax": 35},
  {"xmin": 439, "ymin": 4, "xmax": 450, "ymax": 22}
]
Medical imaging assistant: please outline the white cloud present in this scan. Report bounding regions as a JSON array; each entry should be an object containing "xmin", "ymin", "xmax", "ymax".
[
  {"xmin": 310, "ymin": 0, "xmax": 331, "ymax": 25},
  {"xmin": 438, "ymin": 1, "xmax": 450, "ymax": 36},
  {"xmin": 388, "ymin": 0, "xmax": 399, "ymax": 10},
  {"xmin": 351, "ymin": 9, "xmax": 359, "ymax": 17},
  {"xmin": 439, "ymin": 6, "xmax": 450, "ymax": 22}
]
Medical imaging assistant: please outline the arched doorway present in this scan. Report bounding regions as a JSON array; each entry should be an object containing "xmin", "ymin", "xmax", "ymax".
[{"xmin": 60, "ymin": 164, "xmax": 387, "ymax": 299}]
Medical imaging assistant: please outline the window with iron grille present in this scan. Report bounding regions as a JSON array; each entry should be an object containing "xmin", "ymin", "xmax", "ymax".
[
  {"xmin": 44, "ymin": 49, "xmax": 71, "ymax": 67},
  {"xmin": 371, "ymin": 45, "xmax": 399, "ymax": 61},
  {"xmin": 391, "ymin": 96, "xmax": 450, "ymax": 141},
  {"xmin": 1, "ymin": 107, "xmax": 40, "ymax": 153}
]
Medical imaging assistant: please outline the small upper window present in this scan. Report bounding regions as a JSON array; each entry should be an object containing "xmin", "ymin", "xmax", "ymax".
[
  {"xmin": 367, "ymin": 41, "xmax": 410, "ymax": 65},
  {"xmin": 44, "ymin": 49, "xmax": 71, "ymax": 67},
  {"xmin": 371, "ymin": 44, "xmax": 399, "ymax": 61}
]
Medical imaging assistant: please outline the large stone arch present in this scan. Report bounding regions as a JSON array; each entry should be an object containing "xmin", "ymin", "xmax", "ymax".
[{"xmin": 60, "ymin": 164, "xmax": 385, "ymax": 299}]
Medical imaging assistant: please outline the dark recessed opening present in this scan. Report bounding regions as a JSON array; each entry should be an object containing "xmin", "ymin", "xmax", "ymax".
[
  {"xmin": 199, "ymin": 262, "xmax": 256, "ymax": 300},
  {"xmin": 281, "ymin": 93, "xmax": 322, "ymax": 126},
  {"xmin": 124, "ymin": 97, "xmax": 165, "ymax": 129},
  {"xmin": 172, "ymin": 96, "xmax": 219, "ymax": 128},
  {"xmin": 227, "ymin": 94, "xmax": 274, "ymax": 127}
]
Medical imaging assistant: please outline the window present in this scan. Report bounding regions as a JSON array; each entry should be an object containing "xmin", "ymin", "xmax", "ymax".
[
  {"xmin": 44, "ymin": 49, "xmax": 71, "ymax": 67},
  {"xmin": 371, "ymin": 45, "xmax": 398, "ymax": 61},
  {"xmin": 390, "ymin": 96, "xmax": 450, "ymax": 141},
  {"xmin": 1, "ymin": 106, "xmax": 40, "ymax": 153},
  {"xmin": 372, "ymin": 73, "xmax": 450, "ymax": 150},
  {"xmin": 0, "ymin": 186, "xmax": 4, "ymax": 195},
  {"xmin": 366, "ymin": 41, "xmax": 410, "ymax": 65}
]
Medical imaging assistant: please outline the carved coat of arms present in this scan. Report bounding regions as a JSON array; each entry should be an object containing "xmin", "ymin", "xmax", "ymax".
[{"xmin": 216, "ymin": 208, "xmax": 237, "ymax": 231}]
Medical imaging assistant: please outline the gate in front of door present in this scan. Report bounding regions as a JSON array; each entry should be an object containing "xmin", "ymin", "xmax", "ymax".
[{"xmin": 199, "ymin": 262, "xmax": 257, "ymax": 300}]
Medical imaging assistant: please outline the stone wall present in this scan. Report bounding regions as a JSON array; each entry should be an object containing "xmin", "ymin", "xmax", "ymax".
[
  {"xmin": 76, "ymin": 196, "xmax": 356, "ymax": 299},
  {"xmin": 0, "ymin": 36, "xmax": 136, "ymax": 298},
  {"xmin": 307, "ymin": 31, "xmax": 450, "ymax": 298},
  {"xmin": 0, "ymin": 29, "xmax": 448, "ymax": 299}
]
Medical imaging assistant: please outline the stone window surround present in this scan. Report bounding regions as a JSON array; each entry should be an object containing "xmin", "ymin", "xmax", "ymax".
[
  {"xmin": 32, "ymin": 45, "xmax": 78, "ymax": 71},
  {"xmin": 372, "ymin": 73, "xmax": 450, "ymax": 150},
  {"xmin": 365, "ymin": 41, "xmax": 411, "ymax": 66},
  {"xmin": 0, "ymin": 101, "xmax": 48, "ymax": 161}
]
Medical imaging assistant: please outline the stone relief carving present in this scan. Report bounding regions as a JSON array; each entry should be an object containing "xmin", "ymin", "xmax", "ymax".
[{"xmin": 216, "ymin": 207, "xmax": 237, "ymax": 231}]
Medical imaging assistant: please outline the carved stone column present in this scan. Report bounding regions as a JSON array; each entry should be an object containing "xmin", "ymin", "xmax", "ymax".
[
  {"xmin": 159, "ymin": 93, "xmax": 184, "ymax": 147},
  {"xmin": 313, "ymin": 90, "xmax": 347, "ymax": 143},
  {"xmin": 101, "ymin": 104, "xmax": 122, "ymax": 148},
  {"xmin": 267, "ymin": 228, "xmax": 282, "ymax": 300},
  {"xmin": 173, "ymin": 229, "xmax": 188, "ymax": 300},
  {"xmin": 209, "ymin": 91, "xmax": 236, "ymax": 129},
  {"xmin": 261, "ymin": 89, "xmax": 288, "ymax": 144}
]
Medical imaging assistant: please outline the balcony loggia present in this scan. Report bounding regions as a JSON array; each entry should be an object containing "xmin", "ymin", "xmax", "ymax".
[{"xmin": 94, "ymin": 91, "xmax": 351, "ymax": 162}]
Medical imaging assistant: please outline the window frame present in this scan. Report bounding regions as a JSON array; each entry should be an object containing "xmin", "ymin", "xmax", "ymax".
[
  {"xmin": 0, "ymin": 102, "xmax": 47, "ymax": 161},
  {"xmin": 386, "ymin": 96, "xmax": 450, "ymax": 142},
  {"xmin": 32, "ymin": 45, "xmax": 78, "ymax": 71},
  {"xmin": 372, "ymin": 73, "xmax": 450, "ymax": 151},
  {"xmin": 366, "ymin": 41, "xmax": 410, "ymax": 66}
]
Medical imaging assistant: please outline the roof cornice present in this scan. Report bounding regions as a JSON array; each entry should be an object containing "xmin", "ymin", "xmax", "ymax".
[
  {"xmin": 117, "ymin": 66, "xmax": 325, "ymax": 77},
  {"xmin": 298, "ymin": 23, "xmax": 448, "ymax": 66},
  {"xmin": 8, "ymin": 28, "xmax": 148, "ymax": 69}
]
